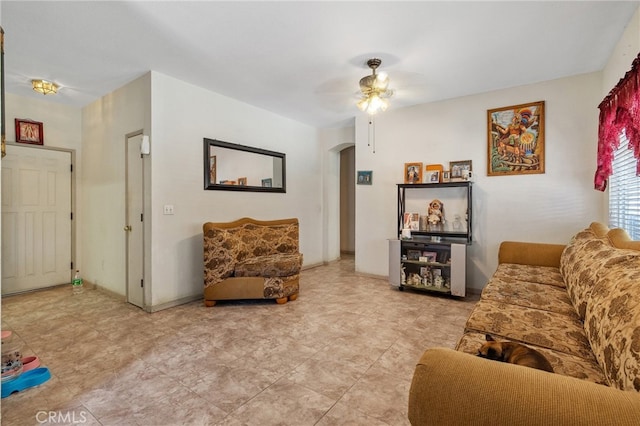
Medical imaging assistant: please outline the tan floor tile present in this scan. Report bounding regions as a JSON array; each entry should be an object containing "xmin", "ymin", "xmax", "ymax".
[
  {"xmin": 0, "ymin": 257, "xmax": 477, "ymax": 425},
  {"xmin": 222, "ymin": 378, "xmax": 335, "ymax": 426}
]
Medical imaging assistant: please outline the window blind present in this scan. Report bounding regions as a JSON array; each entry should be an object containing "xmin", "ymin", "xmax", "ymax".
[{"xmin": 609, "ymin": 131, "xmax": 640, "ymax": 239}]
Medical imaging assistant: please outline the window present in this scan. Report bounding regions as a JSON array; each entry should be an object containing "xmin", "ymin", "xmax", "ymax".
[{"xmin": 609, "ymin": 130, "xmax": 640, "ymax": 239}]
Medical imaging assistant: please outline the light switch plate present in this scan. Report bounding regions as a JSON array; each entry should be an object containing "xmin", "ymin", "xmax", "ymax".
[{"xmin": 163, "ymin": 205, "xmax": 174, "ymax": 215}]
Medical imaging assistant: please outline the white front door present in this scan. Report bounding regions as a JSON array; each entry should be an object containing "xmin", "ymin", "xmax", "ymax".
[
  {"xmin": 125, "ymin": 133, "xmax": 144, "ymax": 308},
  {"xmin": 1, "ymin": 145, "xmax": 72, "ymax": 294}
]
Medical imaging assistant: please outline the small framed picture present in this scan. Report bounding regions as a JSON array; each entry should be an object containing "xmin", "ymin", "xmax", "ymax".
[
  {"xmin": 403, "ymin": 212, "xmax": 420, "ymax": 230},
  {"xmin": 238, "ymin": 177, "xmax": 247, "ymax": 186},
  {"xmin": 441, "ymin": 170, "xmax": 451, "ymax": 182},
  {"xmin": 15, "ymin": 119, "xmax": 44, "ymax": 145},
  {"xmin": 407, "ymin": 249, "xmax": 422, "ymax": 261},
  {"xmin": 421, "ymin": 251, "xmax": 438, "ymax": 263},
  {"xmin": 357, "ymin": 170, "xmax": 373, "ymax": 185},
  {"xmin": 261, "ymin": 178, "xmax": 272, "ymax": 187},
  {"xmin": 449, "ymin": 160, "xmax": 472, "ymax": 181},
  {"xmin": 425, "ymin": 170, "xmax": 440, "ymax": 184},
  {"xmin": 404, "ymin": 162, "xmax": 423, "ymax": 184}
]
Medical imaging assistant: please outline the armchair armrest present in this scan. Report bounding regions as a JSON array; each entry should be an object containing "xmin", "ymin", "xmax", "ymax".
[
  {"xmin": 408, "ymin": 348, "xmax": 640, "ymax": 425},
  {"xmin": 498, "ymin": 241, "xmax": 566, "ymax": 268}
]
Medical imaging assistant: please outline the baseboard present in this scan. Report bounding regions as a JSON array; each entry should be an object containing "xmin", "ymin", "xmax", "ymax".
[
  {"xmin": 354, "ymin": 271, "xmax": 388, "ymax": 282},
  {"xmin": 146, "ymin": 294, "xmax": 202, "ymax": 313},
  {"xmin": 301, "ymin": 261, "xmax": 328, "ymax": 270},
  {"xmin": 90, "ymin": 281, "xmax": 126, "ymax": 302}
]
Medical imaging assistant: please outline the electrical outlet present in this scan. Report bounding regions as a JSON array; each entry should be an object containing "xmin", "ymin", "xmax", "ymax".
[{"xmin": 163, "ymin": 204, "xmax": 174, "ymax": 215}]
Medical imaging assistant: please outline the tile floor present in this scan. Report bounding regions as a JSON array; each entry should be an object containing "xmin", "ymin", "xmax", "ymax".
[{"xmin": 1, "ymin": 257, "xmax": 478, "ymax": 426}]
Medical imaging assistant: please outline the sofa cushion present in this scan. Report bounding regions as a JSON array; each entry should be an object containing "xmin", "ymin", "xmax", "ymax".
[
  {"xmin": 584, "ymin": 255, "xmax": 640, "ymax": 391},
  {"xmin": 465, "ymin": 299, "xmax": 595, "ymax": 361},
  {"xmin": 492, "ymin": 263, "xmax": 565, "ymax": 288},
  {"xmin": 481, "ymin": 274, "xmax": 577, "ymax": 317},
  {"xmin": 204, "ymin": 228, "xmax": 242, "ymax": 283},
  {"xmin": 242, "ymin": 222, "xmax": 300, "ymax": 257},
  {"xmin": 456, "ymin": 331, "xmax": 607, "ymax": 385},
  {"xmin": 589, "ymin": 222, "xmax": 610, "ymax": 238},
  {"xmin": 608, "ymin": 228, "xmax": 640, "ymax": 251},
  {"xmin": 263, "ymin": 274, "xmax": 300, "ymax": 299},
  {"xmin": 235, "ymin": 253, "xmax": 302, "ymax": 278},
  {"xmin": 561, "ymin": 229, "xmax": 618, "ymax": 319}
]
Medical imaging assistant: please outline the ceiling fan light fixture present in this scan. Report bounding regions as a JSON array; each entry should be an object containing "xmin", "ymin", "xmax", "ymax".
[
  {"xmin": 32, "ymin": 79, "xmax": 58, "ymax": 95},
  {"xmin": 357, "ymin": 58, "xmax": 392, "ymax": 115}
]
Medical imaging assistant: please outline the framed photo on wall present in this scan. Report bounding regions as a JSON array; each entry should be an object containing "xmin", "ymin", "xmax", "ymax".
[
  {"xmin": 487, "ymin": 100, "xmax": 545, "ymax": 176},
  {"xmin": 15, "ymin": 118, "xmax": 43, "ymax": 145},
  {"xmin": 357, "ymin": 170, "xmax": 373, "ymax": 185}
]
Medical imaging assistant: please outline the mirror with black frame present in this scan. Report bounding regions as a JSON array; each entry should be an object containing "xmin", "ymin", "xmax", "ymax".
[{"xmin": 204, "ymin": 138, "xmax": 286, "ymax": 193}]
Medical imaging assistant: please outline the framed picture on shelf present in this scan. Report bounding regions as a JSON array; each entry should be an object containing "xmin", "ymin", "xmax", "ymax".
[
  {"xmin": 15, "ymin": 118, "xmax": 44, "ymax": 145},
  {"xmin": 407, "ymin": 249, "xmax": 422, "ymax": 261},
  {"xmin": 449, "ymin": 160, "xmax": 472, "ymax": 181},
  {"xmin": 441, "ymin": 170, "xmax": 451, "ymax": 182},
  {"xmin": 488, "ymin": 100, "xmax": 545, "ymax": 176},
  {"xmin": 404, "ymin": 162, "xmax": 423, "ymax": 184},
  {"xmin": 261, "ymin": 178, "xmax": 272, "ymax": 187},
  {"xmin": 403, "ymin": 212, "xmax": 420, "ymax": 230},
  {"xmin": 238, "ymin": 177, "xmax": 247, "ymax": 186},
  {"xmin": 357, "ymin": 170, "xmax": 373, "ymax": 185},
  {"xmin": 422, "ymin": 251, "xmax": 437, "ymax": 263},
  {"xmin": 425, "ymin": 170, "xmax": 440, "ymax": 184}
]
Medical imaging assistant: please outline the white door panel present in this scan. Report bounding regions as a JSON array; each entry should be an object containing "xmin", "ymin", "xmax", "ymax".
[
  {"xmin": 126, "ymin": 134, "xmax": 144, "ymax": 308},
  {"xmin": 2, "ymin": 145, "xmax": 72, "ymax": 294}
]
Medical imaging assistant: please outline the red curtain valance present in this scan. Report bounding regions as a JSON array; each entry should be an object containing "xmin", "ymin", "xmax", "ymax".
[{"xmin": 594, "ymin": 52, "xmax": 640, "ymax": 191}]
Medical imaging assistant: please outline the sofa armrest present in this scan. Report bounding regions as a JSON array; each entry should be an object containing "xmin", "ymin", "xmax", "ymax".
[
  {"xmin": 498, "ymin": 241, "xmax": 566, "ymax": 268},
  {"xmin": 408, "ymin": 348, "xmax": 640, "ymax": 426}
]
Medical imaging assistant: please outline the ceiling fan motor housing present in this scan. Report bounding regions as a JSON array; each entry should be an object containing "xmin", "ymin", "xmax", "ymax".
[{"xmin": 360, "ymin": 58, "xmax": 383, "ymax": 94}]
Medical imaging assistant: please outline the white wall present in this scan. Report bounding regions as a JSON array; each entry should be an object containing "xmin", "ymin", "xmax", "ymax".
[
  {"xmin": 355, "ymin": 72, "xmax": 607, "ymax": 291},
  {"xmin": 602, "ymin": 6, "xmax": 640, "ymax": 95},
  {"xmin": 149, "ymin": 72, "xmax": 323, "ymax": 308},
  {"xmin": 81, "ymin": 73, "xmax": 151, "ymax": 296}
]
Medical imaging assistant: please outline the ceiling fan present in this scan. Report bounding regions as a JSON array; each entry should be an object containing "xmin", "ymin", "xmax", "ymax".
[{"xmin": 356, "ymin": 58, "xmax": 393, "ymax": 115}]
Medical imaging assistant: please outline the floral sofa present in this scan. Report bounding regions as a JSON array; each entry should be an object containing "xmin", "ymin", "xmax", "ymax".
[
  {"xmin": 203, "ymin": 217, "xmax": 302, "ymax": 306},
  {"xmin": 409, "ymin": 222, "xmax": 640, "ymax": 425}
]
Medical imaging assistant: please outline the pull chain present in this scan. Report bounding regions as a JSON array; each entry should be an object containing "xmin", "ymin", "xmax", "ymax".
[{"xmin": 368, "ymin": 115, "xmax": 376, "ymax": 153}]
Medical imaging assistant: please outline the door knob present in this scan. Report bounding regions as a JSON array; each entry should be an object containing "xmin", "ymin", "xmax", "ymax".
[{"xmin": 124, "ymin": 225, "xmax": 132, "ymax": 232}]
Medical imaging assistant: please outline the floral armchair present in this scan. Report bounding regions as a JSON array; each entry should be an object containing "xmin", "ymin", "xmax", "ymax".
[{"xmin": 202, "ymin": 217, "xmax": 302, "ymax": 306}]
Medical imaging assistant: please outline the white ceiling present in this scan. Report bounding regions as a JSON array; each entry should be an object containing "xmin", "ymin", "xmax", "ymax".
[{"xmin": 2, "ymin": 1, "xmax": 638, "ymax": 128}]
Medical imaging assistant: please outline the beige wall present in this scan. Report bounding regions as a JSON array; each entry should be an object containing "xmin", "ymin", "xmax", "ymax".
[
  {"xmin": 602, "ymin": 6, "xmax": 640, "ymax": 95},
  {"xmin": 148, "ymin": 72, "xmax": 323, "ymax": 308},
  {"xmin": 354, "ymin": 72, "xmax": 606, "ymax": 290},
  {"xmin": 81, "ymin": 73, "xmax": 151, "ymax": 297}
]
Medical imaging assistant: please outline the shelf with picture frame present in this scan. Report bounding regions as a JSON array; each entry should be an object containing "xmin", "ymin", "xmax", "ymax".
[
  {"xmin": 389, "ymin": 180, "xmax": 472, "ymax": 298},
  {"xmin": 396, "ymin": 181, "xmax": 473, "ymax": 243}
]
